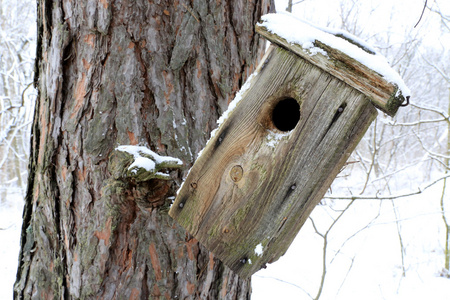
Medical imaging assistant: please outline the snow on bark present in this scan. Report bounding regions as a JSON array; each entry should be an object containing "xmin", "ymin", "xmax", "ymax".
[{"xmin": 116, "ymin": 145, "xmax": 183, "ymax": 180}]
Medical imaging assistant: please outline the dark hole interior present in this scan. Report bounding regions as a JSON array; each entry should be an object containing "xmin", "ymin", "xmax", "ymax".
[{"xmin": 272, "ymin": 98, "xmax": 300, "ymax": 132}]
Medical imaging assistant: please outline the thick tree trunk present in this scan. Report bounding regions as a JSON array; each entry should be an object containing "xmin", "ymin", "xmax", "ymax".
[{"xmin": 14, "ymin": 0, "xmax": 273, "ymax": 299}]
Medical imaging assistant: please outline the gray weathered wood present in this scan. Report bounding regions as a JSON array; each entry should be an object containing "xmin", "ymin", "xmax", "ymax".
[{"xmin": 170, "ymin": 45, "xmax": 378, "ymax": 278}]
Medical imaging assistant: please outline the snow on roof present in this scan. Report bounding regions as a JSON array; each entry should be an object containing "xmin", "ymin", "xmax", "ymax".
[{"xmin": 259, "ymin": 12, "xmax": 411, "ymax": 98}]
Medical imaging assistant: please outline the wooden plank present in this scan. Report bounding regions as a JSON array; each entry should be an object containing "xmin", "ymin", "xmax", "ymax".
[
  {"xmin": 255, "ymin": 24, "xmax": 405, "ymax": 117},
  {"xmin": 169, "ymin": 45, "xmax": 378, "ymax": 277}
]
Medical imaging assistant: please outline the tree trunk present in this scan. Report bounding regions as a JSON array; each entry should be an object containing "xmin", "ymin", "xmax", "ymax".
[{"xmin": 14, "ymin": 0, "xmax": 274, "ymax": 299}]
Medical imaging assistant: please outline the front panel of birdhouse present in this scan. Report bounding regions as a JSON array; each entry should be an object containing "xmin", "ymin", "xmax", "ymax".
[{"xmin": 169, "ymin": 44, "xmax": 379, "ymax": 278}]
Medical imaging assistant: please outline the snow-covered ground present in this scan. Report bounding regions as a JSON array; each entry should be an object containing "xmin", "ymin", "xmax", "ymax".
[
  {"xmin": 0, "ymin": 189, "xmax": 24, "ymax": 299},
  {"xmin": 252, "ymin": 182, "xmax": 450, "ymax": 299}
]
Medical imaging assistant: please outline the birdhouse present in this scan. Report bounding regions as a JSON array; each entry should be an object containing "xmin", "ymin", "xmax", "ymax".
[{"xmin": 169, "ymin": 13, "xmax": 409, "ymax": 278}]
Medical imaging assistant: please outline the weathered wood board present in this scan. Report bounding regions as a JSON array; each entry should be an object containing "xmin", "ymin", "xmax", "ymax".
[{"xmin": 169, "ymin": 23, "xmax": 406, "ymax": 278}]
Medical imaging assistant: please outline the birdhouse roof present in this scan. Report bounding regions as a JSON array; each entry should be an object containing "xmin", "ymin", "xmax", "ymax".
[{"xmin": 257, "ymin": 12, "xmax": 410, "ymax": 116}]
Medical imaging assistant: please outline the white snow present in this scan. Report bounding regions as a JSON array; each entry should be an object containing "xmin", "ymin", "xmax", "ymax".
[
  {"xmin": 255, "ymin": 243, "xmax": 264, "ymax": 256},
  {"xmin": 128, "ymin": 156, "xmax": 155, "ymax": 173},
  {"xmin": 252, "ymin": 182, "xmax": 450, "ymax": 300},
  {"xmin": 116, "ymin": 145, "xmax": 182, "ymax": 173},
  {"xmin": 266, "ymin": 130, "xmax": 291, "ymax": 148},
  {"xmin": 259, "ymin": 12, "xmax": 411, "ymax": 97},
  {"xmin": 167, "ymin": 196, "xmax": 176, "ymax": 206},
  {"xmin": 0, "ymin": 189, "xmax": 24, "ymax": 300}
]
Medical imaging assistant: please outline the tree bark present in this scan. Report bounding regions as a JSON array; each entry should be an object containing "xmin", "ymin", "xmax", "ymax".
[{"xmin": 14, "ymin": 0, "xmax": 274, "ymax": 299}]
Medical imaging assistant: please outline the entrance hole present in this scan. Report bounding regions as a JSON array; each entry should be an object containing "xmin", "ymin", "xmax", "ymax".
[{"xmin": 272, "ymin": 98, "xmax": 300, "ymax": 132}]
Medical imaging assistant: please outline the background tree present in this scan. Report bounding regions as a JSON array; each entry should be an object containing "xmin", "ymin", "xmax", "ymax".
[
  {"xmin": 0, "ymin": 0, "xmax": 35, "ymax": 201},
  {"xmin": 14, "ymin": 0, "xmax": 274, "ymax": 299}
]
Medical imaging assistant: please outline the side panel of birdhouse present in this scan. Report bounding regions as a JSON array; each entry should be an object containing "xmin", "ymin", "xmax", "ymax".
[{"xmin": 170, "ymin": 46, "xmax": 378, "ymax": 277}]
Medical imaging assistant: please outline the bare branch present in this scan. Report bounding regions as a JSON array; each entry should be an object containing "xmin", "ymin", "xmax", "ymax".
[
  {"xmin": 427, "ymin": 2, "xmax": 450, "ymax": 31},
  {"xmin": 412, "ymin": 129, "xmax": 450, "ymax": 163},
  {"xmin": 253, "ymin": 275, "xmax": 314, "ymax": 299},
  {"xmin": 414, "ymin": 0, "xmax": 428, "ymax": 28},
  {"xmin": 411, "ymin": 103, "xmax": 449, "ymax": 119},
  {"xmin": 419, "ymin": 50, "xmax": 450, "ymax": 83},
  {"xmin": 388, "ymin": 118, "xmax": 447, "ymax": 127},
  {"xmin": 324, "ymin": 173, "xmax": 450, "ymax": 200},
  {"xmin": 330, "ymin": 202, "xmax": 382, "ymax": 264}
]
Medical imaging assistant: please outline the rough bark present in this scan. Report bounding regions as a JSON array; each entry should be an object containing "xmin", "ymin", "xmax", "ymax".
[{"xmin": 15, "ymin": 0, "xmax": 274, "ymax": 299}]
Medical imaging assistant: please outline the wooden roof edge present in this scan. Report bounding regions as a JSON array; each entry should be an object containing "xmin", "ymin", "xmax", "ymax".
[{"xmin": 256, "ymin": 23, "xmax": 407, "ymax": 117}]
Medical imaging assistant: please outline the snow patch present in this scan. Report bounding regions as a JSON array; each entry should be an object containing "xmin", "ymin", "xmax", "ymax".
[
  {"xmin": 255, "ymin": 243, "xmax": 264, "ymax": 257},
  {"xmin": 259, "ymin": 12, "xmax": 411, "ymax": 97},
  {"xmin": 266, "ymin": 130, "xmax": 290, "ymax": 148},
  {"xmin": 129, "ymin": 156, "xmax": 155, "ymax": 173},
  {"xmin": 116, "ymin": 145, "xmax": 182, "ymax": 173}
]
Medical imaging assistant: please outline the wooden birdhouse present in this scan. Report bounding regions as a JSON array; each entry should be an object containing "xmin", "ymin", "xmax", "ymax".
[{"xmin": 169, "ymin": 13, "xmax": 409, "ymax": 278}]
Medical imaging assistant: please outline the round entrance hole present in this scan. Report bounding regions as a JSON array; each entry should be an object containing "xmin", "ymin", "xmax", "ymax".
[{"xmin": 272, "ymin": 98, "xmax": 300, "ymax": 132}]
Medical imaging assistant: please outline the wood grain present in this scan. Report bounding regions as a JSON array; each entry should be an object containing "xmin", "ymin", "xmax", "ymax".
[{"xmin": 170, "ymin": 45, "xmax": 378, "ymax": 277}]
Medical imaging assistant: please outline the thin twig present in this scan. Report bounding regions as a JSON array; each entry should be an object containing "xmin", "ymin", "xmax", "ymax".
[
  {"xmin": 336, "ymin": 255, "xmax": 356, "ymax": 296},
  {"xmin": 414, "ymin": 0, "xmax": 428, "ymax": 28},
  {"xmin": 411, "ymin": 103, "xmax": 449, "ymax": 119},
  {"xmin": 254, "ymin": 275, "xmax": 314, "ymax": 299},
  {"xmin": 324, "ymin": 173, "xmax": 450, "ymax": 200},
  {"xmin": 389, "ymin": 118, "xmax": 447, "ymax": 127}
]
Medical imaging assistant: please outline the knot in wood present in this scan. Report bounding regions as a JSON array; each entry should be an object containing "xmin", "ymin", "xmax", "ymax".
[{"xmin": 230, "ymin": 165, "xmax": 244, "ymax": 182}]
